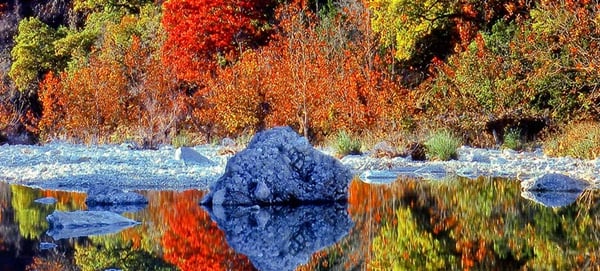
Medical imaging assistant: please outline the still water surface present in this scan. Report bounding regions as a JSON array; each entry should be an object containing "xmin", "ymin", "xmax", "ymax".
[{"xmin": 0, "ymin": 176, "xmax": 599, "ymax": 270}]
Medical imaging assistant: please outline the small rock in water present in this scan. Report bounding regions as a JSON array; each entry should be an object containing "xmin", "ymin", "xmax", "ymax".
[
  {"xmin": 456, "ymin": 166, "xmax": 479, "ymax": 179},
  {"xmin": 174, "ymin": 147, "xmax": 215, "ymax": 166},
  {"xmin": 46, "ymin": 210, "xmax": 140, "ymax": 240},
  {"xmin": 521, "ymin": 191, "xmax": 582, "ymax": 207},
  {"xmin": 521, "ymin": 173, "xmax": 590, "ymax": 192},
  {"xmin": 34, "ymin": 197, "xmax": 57, "ymax": 205},
  {"xmin": 359, "ymin": 170, "xmax": 400, "ymax": 184},
  {"xmin": 86, "ymin": 186, "xmax": 148, "ymax": 207},
  {"xmin": 39, "ymin": 242, "xmax": 58, "ymax": 250},
  {"xmin": 414, "ymin": 165, "xmax": 446, "ymax": 180}
]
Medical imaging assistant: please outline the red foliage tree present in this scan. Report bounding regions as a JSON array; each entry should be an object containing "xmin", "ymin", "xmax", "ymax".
[{"xmin": 161, "ymin": 0, "xmax": 279, "ymax": 82}]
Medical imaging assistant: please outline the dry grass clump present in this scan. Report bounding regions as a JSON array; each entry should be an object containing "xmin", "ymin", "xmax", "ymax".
[{"xmin": 544, "ymin": 121, "xmax": 600, "ymax": 160}]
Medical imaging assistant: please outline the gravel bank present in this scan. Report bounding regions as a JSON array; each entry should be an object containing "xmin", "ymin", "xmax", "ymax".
[{"xmin": 1, "ymin": 143, "xmax": 598, "ymax": 191}]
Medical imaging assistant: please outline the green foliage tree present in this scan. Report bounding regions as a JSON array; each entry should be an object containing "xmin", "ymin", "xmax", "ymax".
[
  {"xmin": 9, "ymin": 17, "xmax": 65, "ymax": 95},
  {"xmin": 368, "ymin": 0, "xmax": 457, "ymax": 62}
]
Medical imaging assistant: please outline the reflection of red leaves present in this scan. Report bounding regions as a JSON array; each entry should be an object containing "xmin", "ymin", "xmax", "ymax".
[{"xmin": 161, "ymin": 190, "xmax": 254, "ymax": 271}]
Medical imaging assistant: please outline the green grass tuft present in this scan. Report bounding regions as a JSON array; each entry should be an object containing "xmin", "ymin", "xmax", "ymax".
[
  {"xmin": 424, "ymin": 130, "xmax": 461, "ymax": 161},
  {"xmin": 502, "ymin": 128, "xmax": 523, "ymax": 150},
  {"xmin": 333, "ymin": 130, "xmax": 362, "ymax": 157}
]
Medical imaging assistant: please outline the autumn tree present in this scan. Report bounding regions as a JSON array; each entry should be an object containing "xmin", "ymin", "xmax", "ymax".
[
  {"xmin": 0, "ymin": 73, "xmax": 18, "ymax": 134},
  {"xmin": 37, "ymin": 4, "xmax": 182, "ymax": 145},
  {"xmin": 161, "ymin": 0, "xmax": 280, "ymax": 83},
  {"xmin": 366, "ymin": 0, "xmax": 532, "ymax": 72},
  {"xmin": 38, "ymin": 71, "xmax": 66, "ymax": 140},
  {"xmin": 195, "ymin": 1, "xmax": 405, "ymax": 140},
  {"xmin": 419, "ymin": 0, "xmax": 600, "ymax": 146}
]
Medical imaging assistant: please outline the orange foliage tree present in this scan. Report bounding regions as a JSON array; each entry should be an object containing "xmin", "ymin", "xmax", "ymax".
[
  {"xmin": 38, "ymin": 10, "xmax": 183, "ymax": 145},
  {"xmin": 0, "ymin": 73, "xmax": 19, "ymax": 133},
  {"xmin": 199, "ymin": 2, "xmax": 404, "ymax": 140},
  {"xmin": 123, "ymin": 36, "xmax": 182, "ymax": 147},
  {"xmin": 38, "ymin": 71, "xmax": 67, "ymax": 140}
]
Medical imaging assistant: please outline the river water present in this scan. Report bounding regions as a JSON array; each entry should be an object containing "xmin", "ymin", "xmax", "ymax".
[{"xmin": 1, "ymin": 176, "xmax": 599, "ymax": 270}]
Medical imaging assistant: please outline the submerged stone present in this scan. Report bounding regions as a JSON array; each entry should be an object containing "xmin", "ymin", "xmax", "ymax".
[
  {"xmin": 359, "ymin": 170, "xmax": 402, "ymax": 184},
  {"xmin": 39, "ymin": 242, "xmax": 58, "ymax": 250},
  {"xmin": 34, "ymin": 197, "xmax": 57, "ymax": 205},
  {"xmin": 521, "ymin": 191, "xmax": 582, "ymax": 207},
  {"xmin": 86, "ymin": 186, "xmax": 148, "ymax": 207},
  {"xmin": 202, "ymin": 127, "xmax": 352, "ymax": 206},
  {"xmin": 521, "ymin": 173, "xmax": 590, "ymax": 192},
  {"xmin": 46, "ymin": 210, "xmax": 140, "ymax": 240}
]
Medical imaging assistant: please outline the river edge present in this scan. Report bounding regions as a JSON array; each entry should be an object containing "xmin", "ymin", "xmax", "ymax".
[{"xmin": 0, "ymin": 142, "xmax": 599, "ymax": 192}]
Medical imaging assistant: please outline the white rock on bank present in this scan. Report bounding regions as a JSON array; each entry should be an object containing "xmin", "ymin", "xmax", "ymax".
[{"xmin": 175, "ymin": 147, "xmax": 216, "ymax": 166}]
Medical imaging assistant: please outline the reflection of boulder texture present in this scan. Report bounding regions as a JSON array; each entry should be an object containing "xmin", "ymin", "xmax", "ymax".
[
  {"xmin": 521, "ymin": 173, "xmax": 589, "ymax": 192},
  {"xmin": 205, "ymin": 203, "xmax": 353, "ymax": 271},
  {"xmin": 521, "ymin": 191, "xmax": 582, "ymax": 207},
  {"xmin": 202, "ymin": 127, "xmax": 352, "ymax": 206},
  {"xmin": 46, "ymin": 210, "xmax": 140, "ymax": 240}
]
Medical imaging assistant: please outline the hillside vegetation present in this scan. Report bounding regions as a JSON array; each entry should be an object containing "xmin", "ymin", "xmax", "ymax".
[{"xmin": 0, "ymin": 0, "xmax": 598, "ymax": 151}]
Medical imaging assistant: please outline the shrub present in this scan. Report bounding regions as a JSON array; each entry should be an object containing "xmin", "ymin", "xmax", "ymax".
[
  {"xmin": 424, "ymin": 130, "xmax": 461, "ymax": 161},
  {"xmin": 333, "ymin": 130, "xmax": 362, "ymax": 157},
  {"xmin": 544, "ymin": 122, "xmax": 600, "ymax": 160},
  {"xmin": 502, "ymin": 128, "xmax": 523, "ymax": 150}
]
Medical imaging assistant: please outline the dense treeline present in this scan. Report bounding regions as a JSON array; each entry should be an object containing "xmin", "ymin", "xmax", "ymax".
[{"xmin": 0, "ymin": 0, "xmax": 598, "ymax": 147}]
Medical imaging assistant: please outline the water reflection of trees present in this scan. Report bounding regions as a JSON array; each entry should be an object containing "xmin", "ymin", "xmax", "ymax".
[
  {"xmin": 302, "ymin": 177, "xmax": 600, "ymax": 270},
  {"xmin": 69, "ymin": 190, "xmax": 255, "ymax": 271},
  {"xmin": 2, "ymin": 185, "xmax": 256, "ymax": 270},
  {"xmin": 158, "ymin": 190, "xmax": 255, "ymax": 271},
  {"xmin": 3, "ymin": 178, "xmax": 600, "ymax": 270},
  {"xmin": 11, "ymin": 185, "xmax": 86, "ymax": 239}
]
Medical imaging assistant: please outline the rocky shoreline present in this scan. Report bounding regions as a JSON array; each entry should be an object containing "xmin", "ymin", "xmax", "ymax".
[
  {"xmin": 342, "ymin": 146, "xmax": 600, "ymax": 187},
  {"xmin": 0, "ymin": 142, "xmax": 598, "ymax": 192}
]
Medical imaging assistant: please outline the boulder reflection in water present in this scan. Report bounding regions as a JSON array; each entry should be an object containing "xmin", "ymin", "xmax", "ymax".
[
  {"xmin": 204, "ymin": 203, "xmax": 353, "ymax": 271},
  {"xmin": 521, "ymin": 191, "xmax": 583, "ymax": 207}
]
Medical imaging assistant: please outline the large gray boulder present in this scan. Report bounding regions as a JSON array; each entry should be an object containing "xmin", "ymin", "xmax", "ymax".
[
  {"xmin": 521, "ymin": 173, "xmax": 590, "ymax": 192},
  {"xmin": 202, "ymin": 127, "xmax": 352, "ymax": 206},
  {"xmin": 204, "ymin": 203, "xmax": 353, "ymax": 271},
  {"xmin": 46, "ymin": 210, "xmax": 140, "ymax": 240}
]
